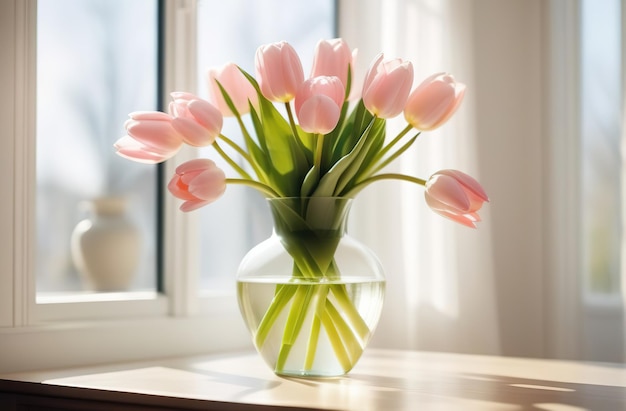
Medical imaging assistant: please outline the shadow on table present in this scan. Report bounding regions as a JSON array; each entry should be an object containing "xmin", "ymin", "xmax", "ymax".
[{"xmin": 284, "ymin": 371, "xmax": 626, "ymax": 410}]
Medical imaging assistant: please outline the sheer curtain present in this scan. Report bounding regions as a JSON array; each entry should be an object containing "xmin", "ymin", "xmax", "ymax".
[{"xmin": 340, "ymin": 0, "xmax": 547, "ymax": 357}]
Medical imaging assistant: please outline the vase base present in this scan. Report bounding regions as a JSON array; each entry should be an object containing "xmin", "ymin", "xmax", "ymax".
[{"xmin": 274, "ymin": 370, "xmax": 347, "ymax": 379}]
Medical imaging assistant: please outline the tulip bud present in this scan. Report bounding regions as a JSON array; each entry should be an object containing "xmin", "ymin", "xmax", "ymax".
[
  {"xmin": 310, "ymin": 38, "xmax": 355, "ymax": 91},
  {"xmin": 404, "ymin": 72, "xmax": 466, "ymax": 131},
  {"xmin": 207, "ymin": 63, "xmax": 258, "ymax": 116},
  {"xmin": 294, "ymin": 76, "xmax": 344, "ymax": 134},
  {"xmin": 362, "ymin": 53, "xmax": 414, "ymax": 119},
  {"xmin": 169, "ymin": 92, "xmax": 223, "ymax": 147},
  {"xmin": 167, "ymin": 158, "xmax": 227, "ymax": 212},
  {"xmin": 255, "ymin": 41, "xmax": 304, "ymax": 102},
  {"xmin": 115, "ymin": 111, "xmax": 183, "ymax": 164},
  {"xmin": 424, "ymin": 169, "xmax": 488, "ymax": 228}
]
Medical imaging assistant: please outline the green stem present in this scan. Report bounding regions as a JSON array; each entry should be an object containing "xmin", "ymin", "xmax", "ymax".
[
  {"xmin": 343, "ymin": 173, "xmax": 427, "ymax": 198},
  {"xmin": 325, "ymin": 299, "xmax": 364, "ymax": 366},
  {"xmin": 368, "ymin": 132, "xmax": 420, "ymax": 176},
  {"xmin": 360, "ymin": 124, "xmax": 416, "ymax": 177},
  {"xmin": 254, "ymin": 284, "xmax": 298, "ymax": 348},
  {"xmin": 225, "ymin": 178, "xmax": 280, "ymax": 198},
  {"xmin": 218, "ymin": 134, "xmax": 255, "ymax": 166},
  {"xmin": 284, "ymin": 102, "xmax": 310, "ymax": 158},
  {"xmin": 285, "ymin": 102, "xmax": 300, "ymax": 140},
  {"xmin": 329, "ymin": 284, "xmax": 370, "ymax": 342},
  {"xmin": 230, "ymin": 110, "xmax": 271, "ymax": 184},
  {"xmin": 276, "ymin": 285, "xmax": 314, "ymax": 371},
  {"xmin": 304, "ymin": 315, "xmax": 322, "ymax": 370},
  {"xmin": 377, "ymin": 124, "xmax": 413, "ymax": 161},
  {"xmin": 314, "ymin": 133, "xmax": 324, "ymax": 171},
  {"xmin": 320, "ymin": 306, "xmax": 352, "ymax": 372},
  {"xmin": 217, "ymin": 134, "xmax": 267, "ymax": 183},
  {"xmin": 212, "ymin": 141, "xmax": 252, "ymax": 180},
  {"xmin": 304, "ymin": 284, "xmax": 329, "ymax": 370}
]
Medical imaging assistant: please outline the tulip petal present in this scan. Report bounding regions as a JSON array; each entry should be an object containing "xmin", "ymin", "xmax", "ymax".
[
  {"xmin": 180, "ymin": 199, "xmax": 212, "ymax": 212},
  {"xmin": 362, "ymin": 54, "xmax": 413, "ymax": 118},
  {"xmin": 187, "ymin": 168, "xmax": 226, "ymax": 201},
  {"xmin": 171, "ymin": 117, "xmax": 214, "ymax": 147},
  {"xmin": 114, "ymin": 135, "xmax": 178, "ymax": 164},
  {"xmin": 424, "ymin": 169, "xmax": 488, "ymax": 228},
  {"xmin": 167, "ymin": 175, "xmax": 197, "ymax": 200},
  {"xmin": 125, "ymin": 119, "xmax": 182, "ymax": 152},
  {"xmin": 426, "ymin": 174, "xmax": 471, "ymax": 212},
  {"xmin": 297, "ymin": 95, "xmax": 340, "ymax": 134},
  {"xmin": 187, "ymin": 99, "xmax": 222, "ymax": 130},
  {"xmin": 175, "ymin": 158, "xmax": 216, "ymax": 174},
  {"xmin": 128, "ymin": 111, "xmax": 172, "ymax": 121},
  {"xmin": 438, "ymin": 169, "xmax": 489, "ymax": 202},
  {"xmin": 431, "ymin": 207, "xmax": 478, "ymax": 229},
  {"xmin": 404, "ymin": 73, "xmax": 466, "ymax": 131}
]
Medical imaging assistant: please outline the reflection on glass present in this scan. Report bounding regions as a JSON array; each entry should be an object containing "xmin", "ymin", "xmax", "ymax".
[
  {"xmin": 580, "ymin": 0, "xmax": 623, "ymax": 295},
  {"xmin": 36, "ymin": 0, "xmax": 158, "ymax": 295},
  {"xmin": 195, "ymin": 0, "xmax": 335, "ymax": 291}
]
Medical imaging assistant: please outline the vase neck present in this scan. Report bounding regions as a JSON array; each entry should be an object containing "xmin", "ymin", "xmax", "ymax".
[
  {"xmin": 268, "ymin": 197, "xmax": 353, "ymax": 238},
  {"xmin": 81, "ymin": 196, "xmax": 128, "ymax": 217}
]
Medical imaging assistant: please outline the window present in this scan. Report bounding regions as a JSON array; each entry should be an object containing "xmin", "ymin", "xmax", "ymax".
[
  {"xmin": 35, "ymin": 0, "xmax": 159, "ymax": 297},
  {"xmin": 580, "ymin": 0, "xmax": 623, "ymax": 300},
  {"xmin": 0, "ymin": 0, "xmax": 337, "ymax": 374},
  {"xmin": 194, "ymin": 0, "xmax": 336, "ymax": 292}
]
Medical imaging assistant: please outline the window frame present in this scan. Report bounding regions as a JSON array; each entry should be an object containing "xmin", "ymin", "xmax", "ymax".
[{"xmin": 0, "ymin": 0, "xmax": 249, "ymax": 374}]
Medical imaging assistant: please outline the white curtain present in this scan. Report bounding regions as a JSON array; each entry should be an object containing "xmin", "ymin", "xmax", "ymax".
[
  {"xmin": 340, "ymin": 0, "xmax": 548, "ymax": 357},
  {"xmin": 340, "ymin": 0, "xmax": 499, "ymax": 355}
]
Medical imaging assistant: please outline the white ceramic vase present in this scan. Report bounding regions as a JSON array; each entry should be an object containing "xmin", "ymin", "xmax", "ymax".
[{"xmin": 70, "ymin": 196, "xmax": 141, "ymax": 291}]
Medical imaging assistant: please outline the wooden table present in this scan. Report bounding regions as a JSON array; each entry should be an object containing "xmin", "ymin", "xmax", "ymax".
[{"xmin": 1, "ymin": 349, "xmax": 625, "ymax": 410}]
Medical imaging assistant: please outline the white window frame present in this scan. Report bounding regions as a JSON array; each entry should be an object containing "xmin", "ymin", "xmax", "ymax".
[
  {"xmin": 0, "ymin": 0, "xmax": 249, "ymax": 374},
  {"xmin": 542, "ymin": 0, "xmax": 624, "ymax": 361}
]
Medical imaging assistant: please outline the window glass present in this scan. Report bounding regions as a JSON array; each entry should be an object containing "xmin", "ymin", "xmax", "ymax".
[
  {"xmin": 195, "ymin": 0, "xmax": 336, "ymax": 291},
  {"xmin": 36, "ymin": 0, "xmax": 159, "ymax": 296},
  {"xmin": 580, "ymin": 0, "xmax": 623, "ymax": 296}
]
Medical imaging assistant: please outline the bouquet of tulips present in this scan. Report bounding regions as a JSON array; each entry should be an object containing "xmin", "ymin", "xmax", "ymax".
[
  {"xmin": 115, "ymin": 38, "xmax": 488, "ymax": 375},
  {"xmin": 115, "ymin": 38, "xmax": 488, "ymax": 226}
]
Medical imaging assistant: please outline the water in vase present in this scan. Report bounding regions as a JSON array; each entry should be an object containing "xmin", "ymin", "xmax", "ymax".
[{"xmin": 237, "ymin": 278, "xmax": 385, "ymax": 377}]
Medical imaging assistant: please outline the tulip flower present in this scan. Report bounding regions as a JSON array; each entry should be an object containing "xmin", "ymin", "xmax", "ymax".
[
  {"xmin": 167, "ymin": 158, "xmax": 227, "ymax": 212},
  {"xmin": 114, "ymin": 111, "xmax": 183, "ymax": 164},
  {"xmin": 424, "ymin": 169, "xmax": 488, "ymax": 228},
  {"xmin": 362, "ymin": 53, "xmax": 414, "ymax": 119},
  {"xmin": 404, "ymin": 72, "xmax": 466, "ymax": 131},
  {"xmin": 294, "ymin": 76, "xmax": 344, "ymax": 134},
  {"xmin": 310, "ymin": 38, "xmax": 355, "ymax": 91},
  {"xmin": 169, "ymin": 92, "xmax": 223, "ymax": 147},
  {"xmin": 207, "ymin": 62, "xmax": 258, "ymax": 116},
  {"xmin": 255, "ymin": 41, "xmax": 304, "ymax": 102}
]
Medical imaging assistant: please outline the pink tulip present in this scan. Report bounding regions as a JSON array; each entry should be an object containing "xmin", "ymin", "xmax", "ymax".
[
  {"xmin": 169, "ymin": 92, "xmax": 223, "ymax": 147},
  {"xmin": 362, "ymin": 53, "xmax": 414, "ymax": 119},
  {"xmin": 167, "ymin": 158, "xmax": 226, "ymax": 212},
  {"xmin": 115, "ymin": 111, "xmax": 183, "ymax": 164},
  {"xmin": 404, "ymin": 72, "xmax": 466, "ymax": 131},
  {"xmin": 424, "ymin": 169, "xmax": 489, "ymax": 228},
  {"xmin": 294, "ymin": 76, "xmax": 344, "ymax": 134},
  {"xmin": 310, "ymin": 38, "xmax": 355, "ymax": 90},
  {"xmin": 255, "ymin": 41, "xmax": 304, "ymax": 102},
  {"xmin": 207, "ymin": 63, "xmax": 258, "ymax": 116}
]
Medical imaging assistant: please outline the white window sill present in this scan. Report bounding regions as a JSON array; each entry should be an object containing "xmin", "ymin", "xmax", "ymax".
[{"xmin": 0, "ymin": 295, "xmax": 251, "ymax": 374}]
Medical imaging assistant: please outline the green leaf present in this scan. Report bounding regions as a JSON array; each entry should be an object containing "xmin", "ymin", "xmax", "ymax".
[
  {"xmin": 239, "ymin": 67, "xmax": 311, "ymax": 196},
  {"xmin": 331, "ymin": 101, "xmax": 373, "ymax": 164},
  {"xmin": 311, "ymin": 117, "xmax": 377, "ymax": 197},
  {"xmin": 300, "ymin": 165, "xmax": 320, "ymax": 198},
  {"xmin": 334, "ymin": 117, "xmax": 386, "ymax": 195}
]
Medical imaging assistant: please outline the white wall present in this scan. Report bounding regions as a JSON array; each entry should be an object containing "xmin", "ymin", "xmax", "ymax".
[{"xmin": 340, "ymin": 0, "xmax": 623, "ymax": 361}]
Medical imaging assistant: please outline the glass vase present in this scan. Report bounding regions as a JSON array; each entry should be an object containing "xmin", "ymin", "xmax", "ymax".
[{"xmin": 236, "ymin": 197, "xmax": 385, "ymax": 377}]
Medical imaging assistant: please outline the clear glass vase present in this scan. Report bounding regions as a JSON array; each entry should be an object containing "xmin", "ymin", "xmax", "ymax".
[{"xmin": 236, "ymin": 197, "xmax": 385, "ymax": 377}]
